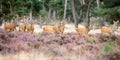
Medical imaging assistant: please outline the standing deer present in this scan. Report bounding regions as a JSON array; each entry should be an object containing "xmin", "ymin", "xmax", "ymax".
[
  {"xmin": 18, "ymin": 16, "xmax": 29, "ymax": 32},
  {"xmin": 59, "ymin": 20, "xmax": 67, "ymax": 33},
  {"xmin": 101, "ymin": 20, "xmax": 119, "ymax": 34},
  {"xmin": 76, "ymin": 27, "xmax": 90, "ymax": 34},
  {"xmin": 43, "ymin": 20, "xmax": 66, "ymax": 33},
  {"xmin": 18, "ymin": 23, "xmax": 26, "ymax": 32},
  {"xmin": 4, "ymin": 18, "xmax": 19, "ymax": 32},
  {"xmin": 76, "ymin": 24, "xmax": 92, "ymax": 34},
  {"xmin": 43, "ymin": 25, "xmax": 59, "ymax": 33},
  {"xmin": 25, "ymin": 21, "xmax": 34, "ymax": 33},
  {"xmin": 4, "ymin": 22, "xmax": 15, "ymax": 32}
]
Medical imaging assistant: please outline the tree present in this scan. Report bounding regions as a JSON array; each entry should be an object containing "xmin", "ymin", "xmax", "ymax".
[
  {"xmin": 71, "ymin": 0, "xmax": 78, "ymax": 28},
  {"xmin": 92, "ymin": 0, "xmax": 120, "ymax": 24},
  {"xmin": 84, "ymin": 0, "xmax": 94, "ymax": 28},
  {"xmin": 63, "ymin": 0, "xmax": 68, "ymax": 19}
]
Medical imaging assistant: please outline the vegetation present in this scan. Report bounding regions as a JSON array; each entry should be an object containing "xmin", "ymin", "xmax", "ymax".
[
  {"xmin": 0, "ymin": 0, "xmax": 120, "ymax": 60},
  {"xmin": 0, "ymin": 28, "xmax": 120, "ymax": 59}
]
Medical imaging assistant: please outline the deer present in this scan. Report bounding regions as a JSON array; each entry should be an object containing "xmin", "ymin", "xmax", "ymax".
[
  {"xmin": 43, "ymin": 25, "xmax": 58, "ymax": 33},
  {"xmin": 4, "ymin": 18, "xmax": 19, "ymax": 32},
  {"xmin": 76, "ymin": 25, "xmax": 92, "ymax": 34},
  {"xmin": 25, "ymin": 21, "xmax": 34, "ymax": 33},
  {"xmin": 18, "ymin": 23, "xmax": 26, "ymax": 32},
  {"xmin": 43, "ymin": 20, "xmax": 66, "ymax": 33},
  {"xmin": 4, "ymin": 22, "xmax": 15, "ymax": 32},
  {"xmin": 18, "ymin": 16, "xmax": 30, "ymax": 32},
  {"xmin": 76, "ymin": 28, "xmax": 90, "ymax": 34},
  {"xmin": 101, "ymin": 20, "xmax": 119, "ymax": 34},
  {"xmin": 58, "ymin": 20, "xmax": 67, "ymax": 33}
]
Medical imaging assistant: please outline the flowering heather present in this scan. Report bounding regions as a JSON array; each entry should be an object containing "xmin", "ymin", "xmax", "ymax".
[
  {"xmin": 38, "ymin": 32, "xmax": 120, "ymax": 60},
  {"xmin": 0, "ymin": 28, "xmax": 120, "ymax": 59},
  {"xmin": 0, "ymin": 28, "xmax": 40, "ymax": 54}
]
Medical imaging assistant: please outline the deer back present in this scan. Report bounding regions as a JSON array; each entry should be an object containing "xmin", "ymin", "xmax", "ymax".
[{"xmin": 76, "ymin": 28, "xmax": 90, "ymax": 34}]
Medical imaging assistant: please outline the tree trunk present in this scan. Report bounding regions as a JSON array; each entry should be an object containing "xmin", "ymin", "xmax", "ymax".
[
  {"xmin": 68, "ymin": 16, "xmax": 71, "ymax": 23},
  {"xmin": 71, "ymin": 0, "xmax": 78, "ymax": 28},
  {"xmin": 82, "ymin": 0, "xmax": 85, "ymax": 4},
  {"xmin": 79, "ymin": 10, "xmax": 83, "ymax": 22},
  {"xmin": 8, "ymin": 1, "xmax": 13, "ymax": 14},
  {"xmin": 79, "ymin": 0, "xmax": 85, "ymax": 5},
  {"xmin": 96, "ymin": 0, "xmax": 100, "ymax": 8},
  {"xmin": 48, "ymin": 8, "xmax": 52, "ymax": 21},
  {"xmin": 53, "ymin": 10, "xmax": 56, "ymax": 21},
  {"xmin": 29, "ymin": 10, "xmax": 32, "ymax": 20},
  {"xmin": 85, "ymin": 0, "xmax": 94, "ymax": 28},
  {"xmin": 39, "ymin": 15, "xmax": 43, "ymax": 28},
  {"xmin": 63, "ymin": 0, "xmax": 68, "ymax": 19},
  {"xmin": 99, "ymin": 16, "xmax": 104, "ymax": 28}
]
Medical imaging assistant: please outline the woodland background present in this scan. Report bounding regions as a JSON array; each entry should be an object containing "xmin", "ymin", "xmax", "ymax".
[{"xmin": 0, "ymin": 0, "xmax": 120, "ymax": 27}]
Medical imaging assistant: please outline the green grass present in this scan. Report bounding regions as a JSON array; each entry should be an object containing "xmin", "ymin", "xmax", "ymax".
[{"xmin": 86, "ymin": 39, "xmax": 94, "ymax": 44}]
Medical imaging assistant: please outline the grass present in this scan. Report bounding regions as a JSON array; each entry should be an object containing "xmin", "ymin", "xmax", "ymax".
[
  {"xmin": 0, "ymin": 51, "xmax": 88, "ymax": 60},
  {"xmin": 0, "ymin": 51, "xmax": 53, "ymax": 60}
]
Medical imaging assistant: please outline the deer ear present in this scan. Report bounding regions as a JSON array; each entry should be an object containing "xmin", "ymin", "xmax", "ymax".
[
  {"xmin": 113, "ymin": 20, "xmax": 115, "ymax": 23},
  {"xmin": 113, "ymin": 20, "xmax": 119, "ymax": 23},
  {"xmin": 116, "ymin": 20, "xmax": 119, "ymax": 23}
]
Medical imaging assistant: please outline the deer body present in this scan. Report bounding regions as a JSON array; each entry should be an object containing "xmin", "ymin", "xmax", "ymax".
[
  {"xmin": 43, "ymin": 20, "xmax": 66, "ymax": 33},
  {"xmin": 43, "ymin": 25, "xmax": 59, "ymax": 33},
  {"xmin": 76, "ymin": 28, "xmax": 90, "ymax": 34},
  {"xmin": 101, "ymin": 26, "xmax": 112, "ymax": 34},
  {"xmin": 4, "ymin": 17, "xmax": 20, "ymax": 31},
  {"xmin": 19, "ymin": 23, "xmax": 26, "ymax": 32},
  {"xmin": 4, "ymin": 22, "xmax": 15, "ymax": 32},
  {"xmin": 26, "ymin": 23, "xmax": 34, "ymax": 33}
]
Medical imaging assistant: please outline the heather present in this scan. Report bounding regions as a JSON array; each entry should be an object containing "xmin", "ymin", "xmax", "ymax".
[
  {"xmin": 0, "ymin": 28, "xmax": 120, "ymax": 60},
  {"xmin": 0, "ymin": 28, "xmax": 40, "ymax": 54}
]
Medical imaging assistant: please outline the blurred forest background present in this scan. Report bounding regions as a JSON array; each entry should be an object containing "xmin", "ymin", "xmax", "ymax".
[{"xmin": 0, "ymin": 0, "xmax": 120, "ymax": 28}]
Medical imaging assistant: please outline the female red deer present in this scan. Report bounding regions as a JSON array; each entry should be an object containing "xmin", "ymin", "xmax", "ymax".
[
  {"xmin": 76, "ymin": 24, "xmax": 92, "ymax": 34},
  {"xmin": 18, "ymin": 16, "xmax": 29, "ymax": 32},
  {"xmin": 25, "ymin": 21, "xmax": 34, "ymax": 33},
  {"xmin": 4, "ymin": 18, "xmax": 19, "ymax": 32},
  {"xmin": 59, "ymin": 20, "xmax": 67, "ymax": 33},
  {"xmin": 43, "ymin": 20, "xmax": 66, "ymax": 33},
  {"xmin": 18, "ymin": 23, "xmax": 26, "ymax": 32},
  {"xmin": 101, "ymin": 20, "xmax": 119, "ymax": 34},
  {"xmin": 76, "ymin": 27, "xmax": 90, "ymax": 34},
  {"xmin": 4, "ymin": 22, "xmax": 15, "ymax": 32},
  {"xmin": 43, "ymin": 25, "xmax": 59, "ymax": 33}
]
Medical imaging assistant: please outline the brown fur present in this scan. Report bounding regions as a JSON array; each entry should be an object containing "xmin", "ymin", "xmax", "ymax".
[
  {"xmin": 76, "ymin": 28, "xmax": 90, "ymax": 34},
  {"xmin": 101, "ymin": 26, "xmax": 112, "ymax": 34},
  {"xmin": 43, "ymin": 25, "xmax": 59, "ymax": 33},
  {"xmin": 19, "ymin": 23, "xmax": 26, "ymax": 32},
  {"xmin": 59, "ymin": 20, "xmax": 67, "ymax": 33},
  {"xmin": 4, "ymin": 22, "xmax": 15, "ymax": 32},
  {"xmin": 25, "ymin": 23, "xmax": 34, "ymax": 33},
  {"xmin": 43, "ymin": 20, "xmax": 66, "ymax": 33},
  {"xmin": 5, "ymin": 17, "xmax": 19, "ymax": 31}
]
